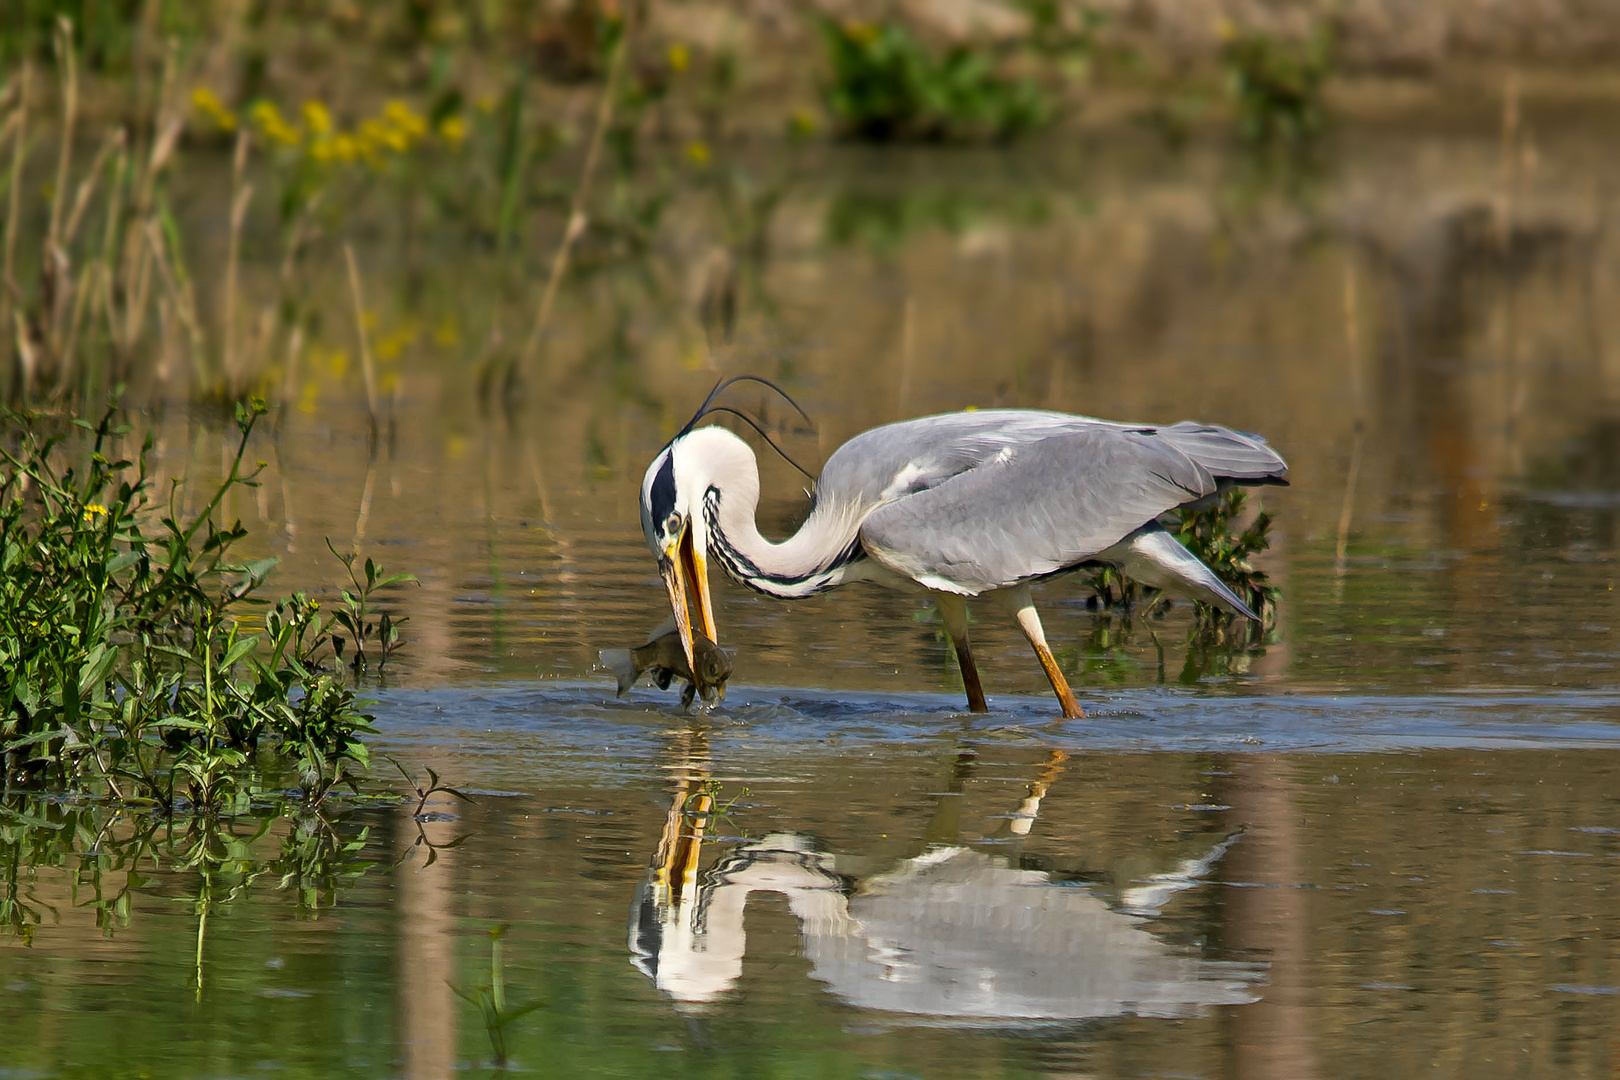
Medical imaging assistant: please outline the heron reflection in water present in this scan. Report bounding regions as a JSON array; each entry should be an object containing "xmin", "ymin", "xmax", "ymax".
[
  {"xmin": 640, "ymin": 378, "xmax": 1287, "ymax": 717},
  {"xmin": 629, "ymin": 739, "xmax": 1262, "ymax": 1020}
]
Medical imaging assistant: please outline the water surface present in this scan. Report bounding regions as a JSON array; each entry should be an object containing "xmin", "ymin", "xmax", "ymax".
[{"xmin": 6, "ymin": 121, "xmax": 1620, "ymax": 1077}]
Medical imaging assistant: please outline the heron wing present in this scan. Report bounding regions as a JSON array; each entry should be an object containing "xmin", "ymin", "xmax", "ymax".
[
  {"xmin": 857, "ymin": 426, "xmax": 1225, "ymax": 594},
  {"xmin": 819, "ymin": 410, "xmax": 1284, "ymax": 507}
]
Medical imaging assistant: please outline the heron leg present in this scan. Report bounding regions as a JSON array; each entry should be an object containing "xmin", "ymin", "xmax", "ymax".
[
  {"xmin": 934, "ymin": 593, "xmax": 988, "ymax": 714},
  {"xmin": 1004, "ymin": 584, "xmax": 1085, "ymax": 719}
]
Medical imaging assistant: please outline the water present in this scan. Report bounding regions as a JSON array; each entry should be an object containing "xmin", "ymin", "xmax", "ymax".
[{"xmin": 6, "ymin": 120, "xmax": 1620, "ymax": 1076}]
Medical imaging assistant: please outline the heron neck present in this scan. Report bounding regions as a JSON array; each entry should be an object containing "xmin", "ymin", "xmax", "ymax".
[{"xmin": 702, "ymin": 459, "xmax": 866, "ymax": 599}]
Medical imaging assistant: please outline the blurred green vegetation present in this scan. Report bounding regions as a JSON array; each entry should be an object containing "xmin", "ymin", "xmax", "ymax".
[
  {"xmin": 817, "ymin": 18, "xmax": 1049, "ymax": 142},
  {"xmin": 0, "ymin": 3, "xmax": 1344, "ymax": 413},
  {"xmin": 1219, "ymin": 20, "xmax": 1335, "ymax": 148}
]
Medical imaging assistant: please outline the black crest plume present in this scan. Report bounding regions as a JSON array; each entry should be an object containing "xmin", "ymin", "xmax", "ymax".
[{"xmin": 673, "ymin": 375, "xmax": 817, "ymax": 481}]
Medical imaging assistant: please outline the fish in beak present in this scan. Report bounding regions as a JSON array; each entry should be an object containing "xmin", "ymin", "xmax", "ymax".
[{"xmin": 659, "ymin": 523, "xmax": 717, "ymax": 673}]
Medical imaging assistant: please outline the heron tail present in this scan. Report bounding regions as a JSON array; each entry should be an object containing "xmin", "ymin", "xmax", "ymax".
[
  {"xmin": 1120, "ymin": 526, "xmax": 1260, "ymax": 620},
  {"xmin": 598, "ymin": 648, "xmax": 641, "ymax": 696}
]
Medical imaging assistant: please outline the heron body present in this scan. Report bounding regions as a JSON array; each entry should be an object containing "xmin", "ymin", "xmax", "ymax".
[{"xmin": 641, "ymin": 407, "xmax": 1287, "ymax": 717}]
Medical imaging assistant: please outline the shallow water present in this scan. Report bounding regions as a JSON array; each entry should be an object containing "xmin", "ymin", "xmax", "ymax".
[{"xmin": 7, "ymin": 120, "xmax": 1620, "ymax": 1077}]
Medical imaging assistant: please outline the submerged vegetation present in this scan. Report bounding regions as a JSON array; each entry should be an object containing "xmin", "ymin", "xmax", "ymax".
[{"xmin": 0, "ymin": 400, "xmax": 412, "ymax": 811}]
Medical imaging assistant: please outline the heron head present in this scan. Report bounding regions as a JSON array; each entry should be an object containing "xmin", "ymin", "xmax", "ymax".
[{"xmin": 640, "ymin": 435, "xmax": 725, "ymax": 673}]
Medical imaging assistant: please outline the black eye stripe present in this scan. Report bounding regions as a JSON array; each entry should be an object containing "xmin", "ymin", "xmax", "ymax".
[{"xmin": 648, "ymin": 451, "xmax": 677, "ymax": 532}]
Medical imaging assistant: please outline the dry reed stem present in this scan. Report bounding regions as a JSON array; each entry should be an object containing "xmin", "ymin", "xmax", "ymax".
[
  {"xmin": 45, "ymin": 18, "xmax": 77, "ymax": 262},
  {"xmin": 350, "ymin": 452, "xmax": 377, "ymax": 556},
  {"xmin": 132, "ymin": 44, "xmax": 181, "ymax": 219},
  {"xmin": 1495, "ymin": 70, "xmax": 1520, "ymax": 256},
  {"xmin": 223, "ymin": 130, "xmax": 253, "ymax": 393},
  {"xmin": 1334, "ymin": 258, "xmax": 1364, "ymax": 583},
  {"xmin": 13, "ymin": 311, "xmax": 38, "ymax": 395},
  {"xmin": 63, "ymin": 128, "xmax": 125, "ymax": 249},
  {"xmin": 897, "ymin": 293, "xmax": 915, "ymax": 412},
  {"xmin": 274, "ymin": 322, "xmax": 304, "ymax": 437},
  {"xmin": 94, "ymin": 146, "xmax": 129, "ymax": 379},
  {"xmin": 518, "ymin": 18, "xmax": 631, "ymax": 375},
  {"xmin": 145, "ymin": 219, "xmax": 206, "ymax": 390},
  {"xmin": 343, "ymin": 243, "xmax": 381, "ymax": 440},
  {"xmin": 56, "ymin": 261, "xmax": 95, "ymax": 398},
  {"xmin": 122, "ymin": 231, "xmax": 153, "ymax": 357},
  {"xmin": 1, "ymin": 63, "xmax": 27, "ymax": 388}
]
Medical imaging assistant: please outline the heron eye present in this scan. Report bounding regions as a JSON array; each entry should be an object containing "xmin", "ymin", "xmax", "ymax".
[{"xmin": 666, "ymin": 512, "xmax": 681, "ymax": 534}]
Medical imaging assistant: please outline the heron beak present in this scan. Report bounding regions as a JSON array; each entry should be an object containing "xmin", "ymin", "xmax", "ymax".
[{"xmin": 659, "ymin": 526, "xmax": 717, "ymax": 673}]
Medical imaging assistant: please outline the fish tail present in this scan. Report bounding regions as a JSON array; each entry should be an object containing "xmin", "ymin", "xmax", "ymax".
[{"xmin": 598, "ymin": 649, "xmax": 640, "ymax": 696}]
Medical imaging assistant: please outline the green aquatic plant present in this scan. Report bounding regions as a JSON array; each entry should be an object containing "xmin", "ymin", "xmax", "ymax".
[
  {"xmin": 0, "ymin": 399, "xmax": 411, "ymax": 809},
  {"xmin": 1080, "ymin": 487, "xmax": 1279, "ymax": 633},
  {"xmin": 1219, "ymin": 20, "xmax": 1335, "ymax": 147},
  {"xmin": 1173, "ymin": 486, "xmax": 1280, "ymax": 629},
  {"xmin": 817, "ymin": 18, "xmax": 1049, "ymax": 142},
  {"xmin": 451, "ymin": 925, "xmax": 546, "ymax": 1068}
]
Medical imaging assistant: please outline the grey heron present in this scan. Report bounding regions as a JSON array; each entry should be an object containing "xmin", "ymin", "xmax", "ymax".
[{"xmin": 640, "ymin": 382, "xmax": 1287, "ymax": 717}]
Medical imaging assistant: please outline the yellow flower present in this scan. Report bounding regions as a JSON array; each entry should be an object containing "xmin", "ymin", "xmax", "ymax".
[
  {"xmin": 359, "ymin": 117, "xmax": 406, "ymax": 157},
  {"xmin": 190, "ymin": 86, "xmax": 238, "ymax": 132},
  {"xmin": 843, "ymin": 20, "xmax": 880, "ymax": 45},
  {"xmin": 685, "ymin": 139, "xmax": 710, "ymax": 167},
  {"xmin": 249, "ymin": 101, "xmax": 300, "ymax": 146},
  {"xmin": 436, "ymin": 115, "xmax": 467, "ymax": 146},
  {"xmin": 383, "ymin": 100, "xmax": 427, "ymax": 141},
  {"xmin": 302, "ymin": 100, "xmax": 333, "ymax": 137},
  {"xmin": 82, "ymin": 503, "xmax": 108, "ymax": 521},
  {"xmin": 667, "ymin": 42, "xmax": 690, "ymax": 73},
  {"xmin": 788, "ymin": 107, "xmax": 818, "ymax": 138}
]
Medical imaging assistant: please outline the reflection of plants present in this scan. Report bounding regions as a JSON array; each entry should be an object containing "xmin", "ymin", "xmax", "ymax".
[
  {"xmin": 817, "ymin": 19, "xmax": 1049, "ymax": 142},
  {"xmin": 451, "ymin": 925, "xmax": 545, "ymax": 1068},
  {"xmin": 1219, "ymin": 21, "xmax": 1335, "ymax": 147},
  {"xmin": 390, "ymin": 758, "xmax": 473, "ymax": 867},
  {"xmin": 0, "ymin": 401, "xmax": 406, "ymax": 809},
  {"xmin": 824, "ymin": 186, "xmax": 1052, "ymax": 252},
  {"xmin": 0, "ymin": 795, "xmax": 378, "ymax": 946},
  {"xmin": 270, "ymin": 813, "xmax": 375, "ymax": 913},
  {"xmin": 688, "ymin": 778, "xmax": 752, "ymax": 837},
  {"xmin": 391, "ymin": 758, "xmax": 474, "ymax": 820}
]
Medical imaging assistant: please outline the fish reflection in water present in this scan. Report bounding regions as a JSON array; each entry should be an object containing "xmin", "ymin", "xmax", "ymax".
[{"xmin": 629, "ymin": 750, "xmax": 1262, "ymax": 1021}]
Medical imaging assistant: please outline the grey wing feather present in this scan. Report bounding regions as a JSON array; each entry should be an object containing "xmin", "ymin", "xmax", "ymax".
[
  {"xmin": 858, "ymin": 426, "xmax": 1223, "ymax": 594},
  {"xmin": 1155, "ymin": 422, "xmax": 1288, "ymax": 483},
  {"xmin": 820, "ymin": 410, "xmax": 1285, "ymax": 510}
]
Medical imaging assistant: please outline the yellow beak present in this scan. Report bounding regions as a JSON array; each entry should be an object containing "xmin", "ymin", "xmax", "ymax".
[{"xmin": 659, "ymin": 525, "xmax": 717, "ymax": 672}]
